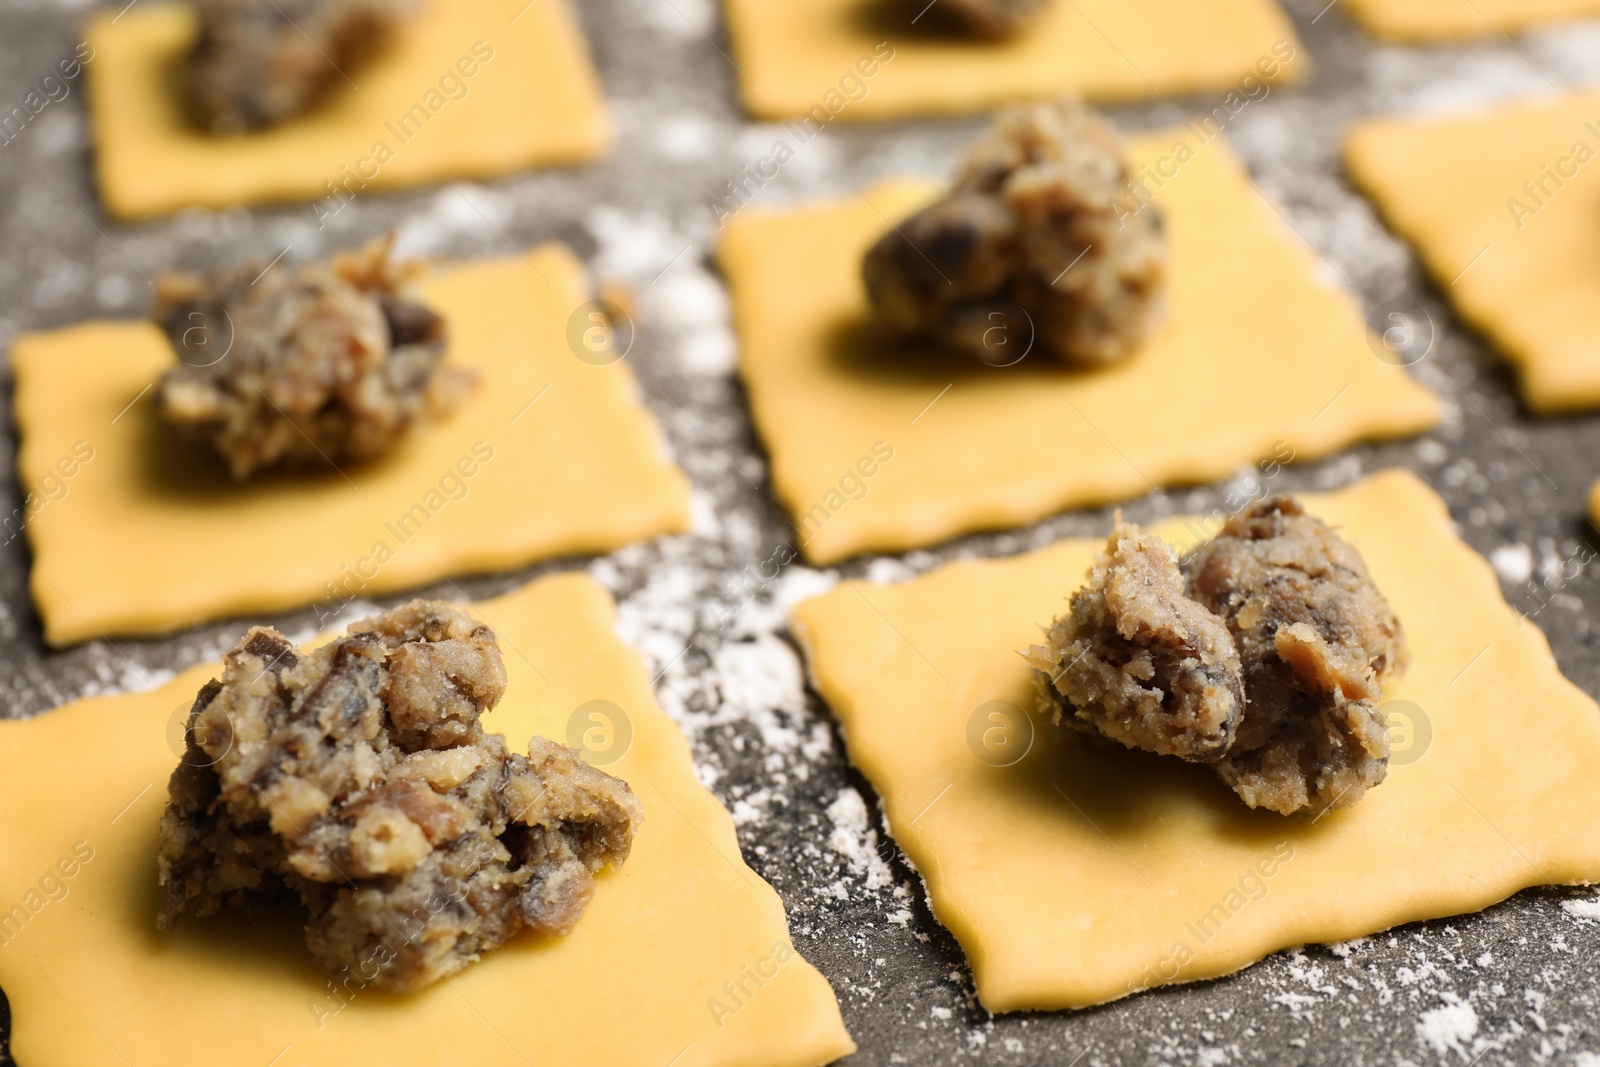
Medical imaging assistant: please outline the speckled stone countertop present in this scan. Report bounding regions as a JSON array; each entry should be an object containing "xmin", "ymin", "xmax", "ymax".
[{"xmin": 3, "ymin": 0, "xmax": 1600, "ymax": 1063}]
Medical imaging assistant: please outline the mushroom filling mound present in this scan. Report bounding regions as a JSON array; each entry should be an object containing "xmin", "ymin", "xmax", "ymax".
[
  {"xmin": 158, "ymin": 600, "xmax": 642, "ymax": 991},
  {"xmin": 185, "ymin": 0, "xmax": 413, "ymax": 135},
  {"xmin": 864, "ymin": 95, "xmax": 1167, "ymax": 368},
  {"xmin": 1028, "ymin": 498, "xmax": 1406, "ymax": 815},
  {"xmin": 153, "ymin": 238, "xmax": 469, "ymax": 479}
]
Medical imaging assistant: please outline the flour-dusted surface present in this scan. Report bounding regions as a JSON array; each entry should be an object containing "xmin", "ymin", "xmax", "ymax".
[{"xmin": 2, "ymin": 0, "xmax": 1600, "ymax": 1063}]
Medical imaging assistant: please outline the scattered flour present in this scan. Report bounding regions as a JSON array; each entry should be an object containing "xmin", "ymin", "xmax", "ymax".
[
  {"xmin": 710, "ymin": 635, "xmax": 833, "ymax": 779},
  {"xmin": 583, "ymin": 206, "xmax": 741, "ymax": 379},
  {"xmin": 68, "ymin": 659, "xmax": 176, "ymax": 699},
  {"xmin": 626, "ymin": 0, "xmax": 716, "ymax": 39},
  {"xmin": 863, "ymin": 557, "xmax": 915, "ymax": 585},
  {"xmin": 1416, "ymin": 999, "xmax": 1478, "ymax": 1059},
  {"xmin": 1416, "ymin": 439, "xmax": 1449, "ymax": 466},
  {"xmin": 585, "ymin": 205, "xmax": 690, "ymax": 282},
  {"xmin": 1490, "ymin": 543, "xmax": 1534, "ymax": 586},
  {"xmin": 651, "ymin": 113, "xmax": 722, "ymax": 163},
  {"xmin": 1560, "ymin": 897, "xmax": 1600, "ymax": 920},
  {"xmin": 392, "ymin": 184, "xmax": 512, "ymax": 256},
  {"xmin": 826, "ymin": 787, "xmax": 894, "ymax": 893},
  {"xmin": 647, "ymin": 266, "xmax": 736, "ymax": 376},
  {"xmin": 725, "ymin": 566, "xmax": 838, "ymax": 641}
]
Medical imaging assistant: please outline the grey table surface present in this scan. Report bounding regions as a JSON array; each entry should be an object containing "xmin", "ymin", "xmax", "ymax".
[{"xmin": 3, "ymin": 0, "xmax": 1600, "ymax": 1063}]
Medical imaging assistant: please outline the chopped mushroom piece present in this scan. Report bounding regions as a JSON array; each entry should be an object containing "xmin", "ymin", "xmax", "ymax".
[
  {"xmin": 185, "ymin": 0, "xmax": 413, "ymax": 134},
  {"xmin": 1029, "ymin": 497, "xmax": 1407, "ymax": 815},
  {"xmin": 863, "ymin": 96, "xmax": 1167, "ymax": 367},
  {"xmin": 153, "ymin": 238, "xmax": 470, "ymax": 479},
  {"xmin": 157, "ymin": 600, "xmax": 642, "ymax": 992}
]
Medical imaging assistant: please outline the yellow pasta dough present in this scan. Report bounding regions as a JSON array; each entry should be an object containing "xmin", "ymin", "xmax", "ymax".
[
  {"xmin": 790, "ymin": 469, "xmax": 1600, "ymax": 1012},
  {"xmin": 1586, "ymin": 480, "xmax": 1600, "ymax": 532},
  {"xmin": 1338, "ymin": 0, "xmax": 1600, "ymax": 41},
  {"xmin": 0, "ymin": 574, "xmax": 855, "ymax": 1067},
  {"xmin": 721, "ymin": 0, "xmax": 1306, "ymax": 121},
  {"xmin": 86, "ymin": 0, "xmax": 609, "ymax": 219},
  {"xmin": 718, "ymin": 132, "xmax": 1440, "ymax": 565},
  {"xmin": 12, "ymin": 244, "xmax": 691, "ymax": 647},
  {"xmin": 1346, "ymin": 92, "xmax": 1600, "ymax": 413}
]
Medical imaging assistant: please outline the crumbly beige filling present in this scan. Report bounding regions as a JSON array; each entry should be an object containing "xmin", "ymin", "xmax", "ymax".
[
  {"xmin": 157, "ymin": 599, "xmax": 641, "ymax": 992},
  {"xmin": 152, "ymin": 238, "xmax": 470, "ymax": 479},
  {"xmin": 1187, "ymin": 497, "xmax": 1406, "ymax": 814},
  {"xmin": 1031, "ymin": 497, "xmax": 1406, "ymax": 814},
  {"xmin": 1024, "ymin": 520, "xmax": 1244, "ymax": 762},
  {"xmin": 185, "ymin": 0, "xmax": 412, "ymax": 134},
  {"xmin": 863, "ymin": 96, "xmax": 1167, "ymax": 367}
]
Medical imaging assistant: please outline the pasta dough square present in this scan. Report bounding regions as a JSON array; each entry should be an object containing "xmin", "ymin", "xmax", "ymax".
[
  {"xmin": 721, "ymin": 0, "xmax": 1306, "ymax": 121},
  {"xmin": 0, "ymin": 573, "xmax": 855, "ymax": 1067},
  {"xmin": 790, "ymin": 469, "xmax": 1600, "ymax": 1012},
  {"xmin": 1345, "ymin": 93, "xmax": 1600, "ymax": 413},
  {"xmin": 12, "ymin": 244, "xmax": 691, "ymax": 647},
  {"xmin": 86, "ymin": 0, "xmax": 609, "ymax": 219},
  {"xmin": 1338, "ymin": 0, "xmax": 1600, "ymax": 41},
  {"xmin": 718, "ymin": 132, "xmax": 1440, "ymax": 565}
]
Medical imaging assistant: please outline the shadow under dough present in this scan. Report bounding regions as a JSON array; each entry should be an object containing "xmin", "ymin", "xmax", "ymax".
[
  {"xmin": 123, "ymin": 404, "xmax": 384, "ymax": 504},
  {"xmin": 846, "ymin": 0, "xmax": 1010, "ymax": 42},
  {"xmin": 821, "ymin": 314, "xmax": 1116, "ymax": 386}
]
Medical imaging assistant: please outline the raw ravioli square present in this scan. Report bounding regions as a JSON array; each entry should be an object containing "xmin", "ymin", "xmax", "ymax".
[
  {"xmin": 12, "ymin": 244, "xmax": 691, "ymax": 646},
  {"xmin": 86, "ymin": 0, "xmax": 609, "ymax": 219},
  {"xmin": 1338, "ymin": 0, "xmax": 1600, "ymax": 41},
  {"xmin": 1346, "ymin": 92, "xmax": 1600, "ymax": 412},
  {"xmin": 790, "ymin": 469, "xmax": 1600, "ymax": 1011},
  {"xmin": 718, "ymin": 132, "xmax": 1439, "ymax": 565},
  {"xmin": 721, "ymin": 0, "xmax": 1306, "ymax": 121},
  {"xmin": 0, "ymin": 573, "xmax": 855, "ymax": 1067}
]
